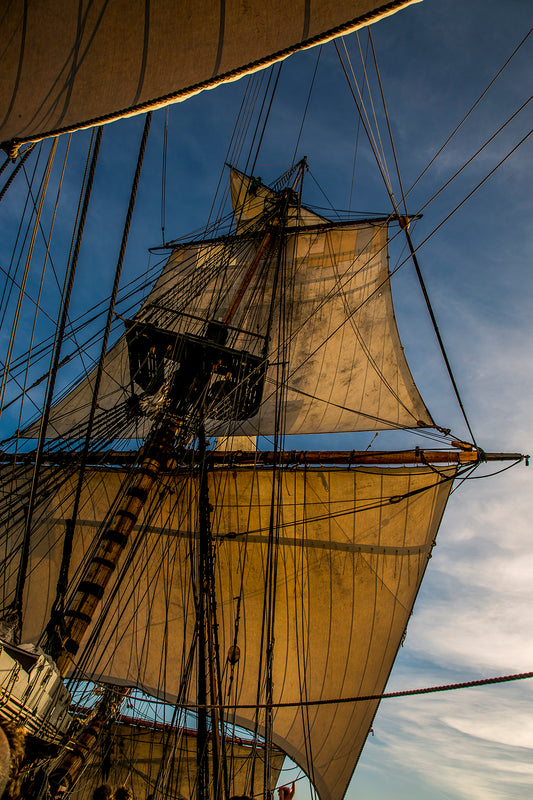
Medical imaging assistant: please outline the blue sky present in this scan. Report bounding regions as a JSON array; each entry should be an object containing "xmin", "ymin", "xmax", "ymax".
[{"xmin": 0, "ymin": 1, "xmax": 532, "ymax": 798}]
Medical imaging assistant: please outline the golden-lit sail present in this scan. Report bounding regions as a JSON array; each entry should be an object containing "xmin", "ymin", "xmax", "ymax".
[
  {"xmin": 0, "ymin": 0, "xmax": 421, "ymax": 149},
  {"xmin": 4, "ymin": 463, "xmax": 454, "ymax": 800},
  {"xmin": 68, "ymin": 719, "xmax": 285, "ymax": 800},
  {"xmin": 25, "ymin": 171, "xmax": 431, "ymax": 439}
]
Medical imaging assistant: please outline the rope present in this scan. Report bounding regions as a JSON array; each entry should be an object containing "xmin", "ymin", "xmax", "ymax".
[
  {"xmin": 182, "ymin": 670, "xmax": 533, "ymax": 710},
  {"xmin": 46, "ymin": 114, "xmax": 152, "ymax": 649},
  {"xmin": 12, "ymin": 127, "xmax": 103, "ymax": 636},
  {"xmin": 13, "ymin": 136, "xmax": 72, "ymax": 457},
  {"xmin": 348, "ymin": 32, "xmax": 371, "ymax": 212},
  {"xmin": 0, "ymin": 140, "xmax": 57, "ymax": 417},
  {"xmin": 415, "ymin": 96, "xmax": 532, "ymax": 218},
  {"xmin": 368, "ymin": 29, "xmax": 407, "ymax": 216},
  {"xmin": 403, "ymin": 228, "xmax": 479, "ymax": 447},
  {"xmin": 0, "ymin": 143, "xmax": 35, "ymax": 204},
  {"xmin": 336, "ymin": 39, "xmax": 391, "ymax": 193},
  {"xmin": 406, "ymin": 129, "xmax": 533, "ymax": 274},
  {"xmin": 249, "ymin": 62, "xmax": 283, "ymax": 179},
  {"xmin": 405, "ymin": 26, "xmax": 532, "ymax": 200},
  {"xmin": 161, "ymin": 106, "xmax": 168, "ymax": 244},
  {"xmin": 291, "ymin": 46, "xmax": 322, "ymax": 166},
  {"xmin": 335, "ymin": 38, "xmax": 480, "ymax": 444}
]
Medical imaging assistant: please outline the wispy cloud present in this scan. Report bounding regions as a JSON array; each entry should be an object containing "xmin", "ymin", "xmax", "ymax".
[{"xmin": 361, "ymin": 685, "xmax": 533, "ymax": 800}]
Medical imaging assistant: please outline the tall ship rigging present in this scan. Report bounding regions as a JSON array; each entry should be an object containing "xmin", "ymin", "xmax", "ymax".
[{"xmin": 0, "ymin": 2, "xmax": 530, "ymax": 799}]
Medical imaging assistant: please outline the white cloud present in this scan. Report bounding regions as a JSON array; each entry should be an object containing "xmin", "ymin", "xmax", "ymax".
[{"xmin": 359, "ymin": 685, "xmax": 533, "ymax": 800}]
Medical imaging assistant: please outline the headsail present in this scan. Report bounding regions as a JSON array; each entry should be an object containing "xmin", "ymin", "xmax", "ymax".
[{"xmin": 0, "ymin": 0, "xmax": 421, "ymax": 150}]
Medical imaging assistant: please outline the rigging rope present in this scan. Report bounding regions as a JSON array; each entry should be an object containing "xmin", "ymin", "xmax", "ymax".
[
  {"xmin": 348, "ymin": 32, "xmax": 371, "ymax": 212},
  {"xmin": 14, "ymin": 136, "xmax": 72, "ymax": 448},
  {"xmin": 367, "ymin": 30, "xmax": 407, "ymax": 217},
  {"xmin": 404, "ymin": 128, "xmax": 533, "ymax": 277},
  {"xmin": 404, "ymin": 229, "xmax": 478, "ymax": 447},
  {"xmin": 291, "ymin": 46, "xmax": 322, "ymax": 166},
  {"xmin": 242, "ymin": 62, "xmax": 284, "ymax": 184},
  {"xmin": 161, "ymin": 106, "xmax": 168, "ymax": 245},
  {"xmin": 212, "ymin": 74, "xmax": 266, "ymax": 230},
  {"xmin": 12, "ymin": 127, "xmax": 103, "ymax": 637},
  {"xmin": 415, "ymin": 95, "xmax": 532, "ymax": 218},
  {"xmin": 335, "ymin": 37, "xmax": 481, "ymax": 445},
  {"xmin": 0, "ymin": 143, "xmax": 35, "ymax": 205},
  {"xmin": 405, "ymin": 26, "xmax": 532, "ymax": 200},
  {"xmin": 0, "ymin": 139, "xmax": 57, "ymax": 418},
  {"xmin": 47, "ymin": 114, "xmax": 152, "ymax": 648},
  {"xmin": 183, "ymin": 669, "xmax": 533, "ymax": 711}
]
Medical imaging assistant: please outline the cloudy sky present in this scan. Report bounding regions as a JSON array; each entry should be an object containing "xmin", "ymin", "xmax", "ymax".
[{"xmin": 0, "ymin": 0, "xmax": 532, "ymax": 799}]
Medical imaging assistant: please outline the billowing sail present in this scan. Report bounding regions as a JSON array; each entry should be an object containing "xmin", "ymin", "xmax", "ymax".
[
  {"xmin": 67, "ymin": 718, "xmax": 285, "ymax": 800},
  {"xmin": 0, "ymin": 0, "xmax": 421, "ymax": 149},
  {"xmin": 3, "ymin": 462, "xmax": 455, "ymax": 800},
  {"xmin": 25, "ymin": 172, "xmax": 432, "ymax": 440}
]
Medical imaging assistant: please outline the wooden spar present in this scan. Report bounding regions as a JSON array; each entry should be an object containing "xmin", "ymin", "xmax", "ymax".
[
  {"xmin": 200, "ymin": 428, "xmax": 225, "ymax": 800},
  {"xmin": 197, "ymin": 426, "xmax": 213, "ymax": 800},
  {"xmin": 223, "ymin": 227, "xmax": 275, "ymax": 325},
  {"xmin": 204, "ymin": 449, "xmax": 527, "ymax": 466},
  {"xmin": 207, "ymin": 597, "xmax": 224, "ymax": 800},
  {"xmin": 1, "ymin": 449, "xmax": 527, "ymax": 469},
  {"xmin": 155, "ymin": 213, "xmax": 424, "ymax": 253}
]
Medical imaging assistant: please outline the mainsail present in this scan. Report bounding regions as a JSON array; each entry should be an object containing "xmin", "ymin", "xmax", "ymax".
[
  {"xmin": 2, "ymin": 461, "xmax": 455, "ymax": 800},
  {"xmin": 0, "ymin": 0, "xmax": 421, "ymax": 149}
]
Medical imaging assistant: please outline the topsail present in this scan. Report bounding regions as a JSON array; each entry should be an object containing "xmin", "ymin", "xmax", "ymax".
[{"xmin": 25, "ymin": 169, "xmax": 431, "ymax": 440}]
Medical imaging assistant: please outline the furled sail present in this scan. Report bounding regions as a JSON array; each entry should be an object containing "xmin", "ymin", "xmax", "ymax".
[
  {"xmin": 0, "ymin": 0, "xmax": 421, "ymax": 149},
  {"xmin": 3, "ymin": 462, "xmax": 455, "ymax": 800},
  {"xmin": 25, "ymin": 171, "xmax": 432, "ymax": 440},
  {"xmin": 67, "ymin": 718, "xmax": 285, "ymax": 800}
]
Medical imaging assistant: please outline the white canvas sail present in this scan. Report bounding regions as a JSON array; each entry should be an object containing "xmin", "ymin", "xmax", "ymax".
[
  {"xmin": 0, "ymin": 0, "xmax": 421, "ymax": 148},
  {"xmin": 67, "ymin": 719, "xmax": 285, "ymax": 800},
  {"xmin": 4, "ymin": 463, "xmax": 454, "ymax": 800},
  {"xmin": 230, "ymin": 169, "xmax": 329, "ymax": 229},
  {"xmin": 25, "ymin": 176, "xmax": 432, "ymax": 440}
]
